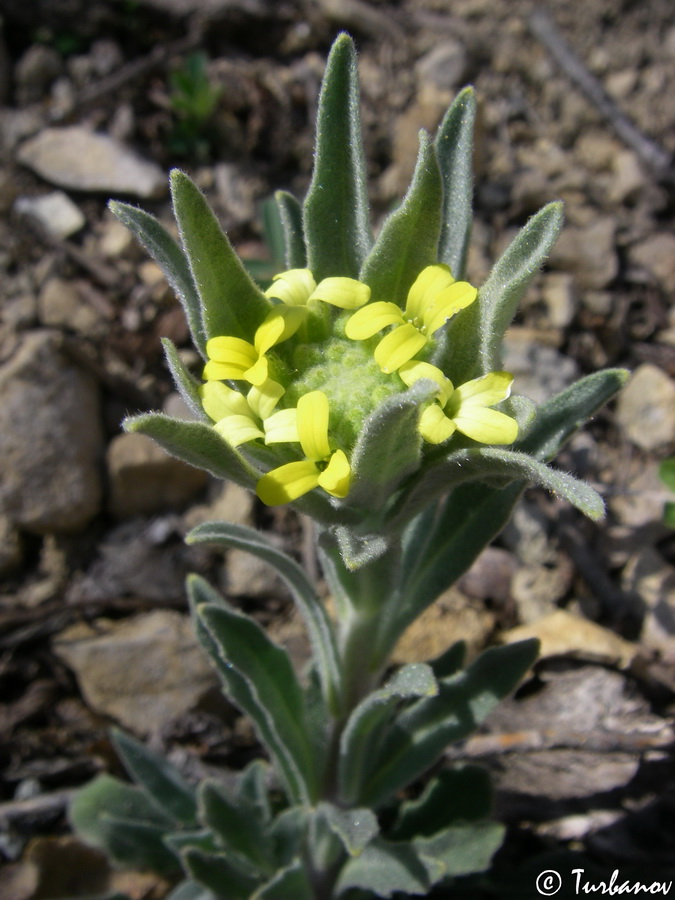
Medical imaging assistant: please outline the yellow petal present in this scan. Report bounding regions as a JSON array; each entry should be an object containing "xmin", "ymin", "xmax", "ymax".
[
  {"xmin": 419, "ymin": 403, "xmax": 457, "ymax": 444},
  {"xmin": 398, "ymin": 360, "xmax": 451, "ymax": 404},
  {"xmin": 264, "ymin": 408, "xmax": 299, "ymax": 444},
  {"xmin": 453, "ymin": 407, "xmax": 519, "ymax": 444},
  {"xmin": 317, "ymin": 449, "xmax": 351, "ymax": 498},
  {"xmin": 244, "ymin": 355, "xmax": 269, "ymax": 386},
  {"xmin": 247, "ymin": 380, "xmax": 285, "ymax": 420},
  {"xmin": 311, "ymin": 277, "xmax": 371, "ymax": 309},
  {"xmin": 423, "ymin": 281, "xmax": 477, "ymax": 335},
  {"xmin": 265, "ymin": 268, "xmax": 316, "ymax": 306},
  {"xmin": 200, "ymin": 381, "xmax": 250, "ymax": 421},
  {"xmin": 214, "ymin": 414, "xmax": 264, "ymax": 447},
  {"xmin": 256, "ymin": 460, "xmax": 320, "ymax": 505},
  {"xmin": 254, "ymin": 307, "xmax": 306, "ymax": 355},
  {"xmin": 452, "ymin": 371, "xmax": 513, "ymax": 408},
  {"xmin": 405, "ymin": 264, "xmax": 454, "ymax": 321},
  {"xmin": 345, "ymin": 302, "xmax": 404, "ymax": 340},
  {"xmin": 374, "ymin": 324, "xmax": 427, "ymax": 374},
  {"xmin": 204, "ymin": 337, "xmax": 258, "ymax": 380},
  {"xmin": 296, "ymin": 391, "xmax": 331, "ymax": 461}
]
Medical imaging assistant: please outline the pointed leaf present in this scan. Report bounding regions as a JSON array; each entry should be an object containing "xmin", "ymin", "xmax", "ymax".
[
  {"xmin": 335, "ymin": 837, "xmax": 435, "ymax": 897},
  {"xmin": 361, "ymin": 640, "xmax": 539, "ymax": 807},
  {"xmin": 192, "ymin": 578, "xmax": 317, "ymax": 804},
  {"xmin": 318, "ymin": 803, "xmax": 379, "ymax": 857},
  {"xmin": 109, "ymin": 199, "xmax": 206, "ymax": 356},
  {"xmin": 162, "ymin": 337, "xmax": 209, "ymax": 421},
  {"xmin": 360, "ymin": 131, "xmax": 442, "ymax": 306},
  {"xmin": 186, "ymin": 521, "xmax": 342, "ymax": 713},
  {"xmin": 111, "ymin": 728, "xmax": 198, "ymax": 826},
  {"xmin": 183, "ymin": 847, "xmax": 259, "ymax": 899},
  {"xmin": 198, "ymin": 780, "xmax": 274, "ymax": 874},
  {"xmin": 165, "ymin": 882, "xmax": 217, "ymax": 900},
  {"xmin": 274, "ymin": 191, "xmax": 307, "ymax": 268},
  {"xmin": 339, "ymin": 664, "xmax": 438, "ymax": 805},
  {"xmin": 260, "ymin": 195, "xmax": 287, "ymax": 268},
  {"xmin": 414, "ymin": 821, "xmax": 504, "ymax": 879},
  {"xmin": 269, "ymin": 806, "xmax": 309, "ymax": 868},
  {"xmin": 123, "ymin": 412, "xmax": 259, "ymax": 489},
  {"xmin": 171, "ymin": 169, "xmax": 270, "ymax": 340},
  {"xmin": 252, "ymin": 861, "xmax": 314, "ymax": 900},
  {"xmin": 435, "ymin": 87, "xmax": 476, "ymax": 280},
  {"xmin": 303, "ymin": 34, "xmax": 372, "ymax": 279}
]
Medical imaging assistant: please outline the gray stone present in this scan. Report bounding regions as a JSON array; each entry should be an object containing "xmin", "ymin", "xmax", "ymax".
[
  {"xmin": 0, "ymin": 515, "xmax": 22, "ymax": 575},
  {"xmin": 53, "ymin": 611, "xmax": 218, "ymax": 736},
  {"xmin": 616, "ymin": 363, "xmax": 675, "ymax": 451},
  {"xmin": 15, "ymin": 44, "xmax": 63, "ymax": 106},
  {"xmin": 541, "ymin": 272, "xmax": 576, "ymax": 329},
  {"xmin": 415, "ymin": 40, "xmax": 468, "ymax": 92},
  {"xmin": 107, "ymin": 432, "xmax": 209, "ymax": 517},
  {"xmin": 622, "ymin": 547, "xmax": 675, "ymax": 655},
  {"xmin": 628, "ymin": 232, "xmax": 675, "ymax": 291},
  {"xmin": 0, "ymin": 331, "xmax": 103, "ymax": 532},
  {"xmin": 502, "ymin": 329, "xmax": 579, "ymax": 404},
  {"xmin": 14, "ymin": 191, "xmax": 85, "ymax": 239},
  {"xmin": 548, "ymin": 217, "xmax": 618, "ymax": 289},
  {"xmin": 38, "ymin": 277, "xmax": 102, "ymax": 334},
  {"xmin": 16, "ymin": 127, "xmax": 166, "ymax": 199},
  {"xmin": 226, "ymin": 547, "xmax": 283, "ymax": 598}
]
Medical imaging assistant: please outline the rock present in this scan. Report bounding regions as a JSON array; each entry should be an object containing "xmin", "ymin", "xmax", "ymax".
[
  {"xmin": 0, "ymin": 330, "xmax": 103, "ymax": 532},
  {"xmin": 457, "ymin": 546, "xmax": 518, "ymax": 604},
  {"xmin": 0, "ymin": 108, "xmax": 44, "ymax": 160},
  {"xmin": 615, "ymin": 363, "xmax": 675, "ymax": 451},
  {"xmin": 540, "ymin": 272, "xmax": 576, "ymax": 329},
  {"xmin": 16, "ymin": 127, "xmax": 166, "ymax": 199},
  {"xmin": 38, "ymin": 277, "xmax": 102, "ymax": 334},
  {"xmin": 511, "ymin": 557, "xmax": 575, "ymax": 624},
  {"xmin": 627, "ymin": 232, "xmax": 675, "ymax": 291},
  {"xmin": 98, "ymin": 216, "xmax": 136, "ymax": 258},
  {"xmin": 226, "ymin": 547, "xmax": 283, "ymax": 598},
  {"xmin": 14, "ymin": 191, "xmax": 85, "ymax": 239},
  {"xmin": 106, "ymin": 432, "xmax": 209, "ymax": 517},
  {"xmin": 184, "ymin": 481, "xmax": 255, "ymax": 530},
  {"xmin": 0, "ymin": 515, "xmax": 22, "ymax": 575},
  {"xmin": 214, "ymin": 163, "xmax": 259, "ymax": 227},
  {"xmin": 502, "ymin": 329, "xmax": 579, "ymax": 404},
  {"xmin": 622, "ymin": 547, "xmax": 675, "ymax": 655},
  {"xmin": 53, "ymin": 611, "xmax": 218, "ymax": 736},
  {"xmin": 609, "ymin": 150, "xmax": 646, "ymax": 204},
  {"xmin": 415, "ymin": 40, "xmax": 468, "ymax": 93},
  {"xmin": 548, "ymin": 217, "xmax": 618, "ymax": 289},
  {"xmin": 15, "ymin": 44, "xmax": 63, "ymax": 106}
]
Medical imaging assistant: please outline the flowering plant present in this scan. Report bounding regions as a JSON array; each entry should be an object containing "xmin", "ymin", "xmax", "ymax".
[{"xmin": 70, "ymin": 34, "xmax": 626, "ymax": 900}]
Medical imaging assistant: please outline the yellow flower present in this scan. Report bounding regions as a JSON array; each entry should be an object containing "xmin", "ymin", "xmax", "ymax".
[
  {"xmin": 200, "ymin": 379, "xmax": 284, "ymax": 447},
  {"xmin": 399, "ymin": 361, "xmax": 518, "ymax": 445},
  {"xmin": 266, "ymin": 268, "xmax": 371, "ymax": 310},
  {"xmin": 345, "ymin": 264, "xmax": 477, "ymax": 373},
  {"xmin": 203, "ymin": 307, "xmax": 305, "ymax": 387},
  {"xmin": 256, "ymin": 391, "xmax": 351, "ymax": 505}
]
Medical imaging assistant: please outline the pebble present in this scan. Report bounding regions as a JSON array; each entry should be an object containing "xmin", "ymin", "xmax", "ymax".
[
  {"xmin": 627, "ymin": 232, "xmax": 675, "ymax": 291},
  {"xmin": 548, "ymin": 217, "xmax": 618, "ymax": 290},
  {"xmin": 16, "ymin": 127, "xmax": 166, "ymax": 199},
  {"xmin": 415, "ymin": 40, "xmax": 468, "ymax": 93},
  {"xmin": 0, "ymin": 515, "xmax": 23, "ymax": 575},
  {"xmin": 615, "ymin": 363, "xmax": 675, "ymax": 451},
  {"xmin": 37, "ymin": 277, "xmax": 102, "ymax": 335},
  {"xmin": 14, "ymin": 44, "xmax": 63, "ymax": 106},
  {"xmin": 14, "ymin": 191, "xmax": 85, "ymax": 239},
  {"xmin": 541, "ymin": 272, "xmax": 576, "ymax": 329},
  {"xmin": 0, "ymin": 330, "xmax": 103, "ymax": 532},
  {"xmin": 622, "ymin": 547, "xmax": 675, "ymax": 655},
  {"xmin": 53, "ymin": 611, "xmax": 218, "ymax": 736},
  {"xmin": 502, "ymin": 329, "xmax": 579, "ymax": 404}
]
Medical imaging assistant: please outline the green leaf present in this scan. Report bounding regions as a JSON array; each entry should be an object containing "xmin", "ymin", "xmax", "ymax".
[
  {"xmin": 440, "ymin": 202, "xmax": 564, "ymax": 384},
  {"xmin": 260, "ymin": 195, "xmax": 287, "ymax": 269},
  {"xmin": 69, "ymin": 775, "xmax": 179, "ymax": 875},
  {"xmin": 252, "ymin": 861, "xmax": 314, "ymax": 900},
  {"xmin": 235, "ymin": 759, "xmax": 273, "ymax": 826},
  {"xmin": 335, "ymin": 837, "xmax": 436, "ymax": 897},
  {"xmin": 170, "ymin": 169, "xmax": 270, "ymax": 340},
  {"xmin": 391, "ymin": 765, "xmax": 493, "ymax": 839},
  {"xmin": 414, "ymin": 820, "xmax": 504, "ymax": 879},
  {"xmin": 268, "ymin": 806, "xmax": 308, "ymax": 868},
  {"xmin": 303, "ymin": 34, "xmax": 372, "ymax": 280},
  {"xmin": 183, "ymin": 847, "xmax": 259, "ymax": 899},
  {"xmin": 659, "ymin": 457, "xmax": 675, "ymax": 493},
  {"xmin": 664, "ymin": 500, "xmax": 675, "ymax": 528},
  {"xmin": 360, "ymin": 131, "xmax": 442, "ymax": 306},
  {"xmin": 111, "ymin": 728, "xmax": 198, "ymax": 826},
  {"xmin": 162, "ymin": 337, "xmax": 209, "ymax": 422},
  {"xmin": 435, "ymin": 86, "xmax": 476, "ymax": 280},
  {"xmin": 165, "ymin": 882, "xmax": 217, "ymax": 900},
  {"xmin": 360, "ymin": 639, "xmax": 539, "ymax": 807},
  {"xmin": 123, "ymin": 412, "xmax": 259, "ymax": 490},
  {"xmin": 338, "ymin": 664, "xmax": 438, "ymax": 805},
  {"xmin": 198, "ymin": 779, "xmax": 274, "ymax": 874},
  {"xmin": 517, "ymin": 368, "xmax": 629, "ymax": 461},
  {"xmin": 190, "ymin": 576, "xmax": 317, "ymax": 804},
  {"xmin": 317, "ymin": 802, "xmax": 379, "ymax": 857},
  {"xmin": 109, "ymin": 200, "xmax": 207, "ymax": 356},
  {"xmin": 186, "ymin": 521, "xmax": 342, "ymax": 713},
  {"xmin": 274, "ymin": 191, "xmax": 307, "ymax": 268}
]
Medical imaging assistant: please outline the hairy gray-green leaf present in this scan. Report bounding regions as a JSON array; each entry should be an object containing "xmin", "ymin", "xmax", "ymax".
[
  {"xmin": 165, "ymin": 882, "xmax": 216, "ymax": 900},
  {"xmin": 440, "ymin": 202, "xmax": 564, "ymax": 384},
  {"xmin": 435, "ymin": 86, "xmax": 476, "ymax": 280},
  {"xmin": 252, "ymin": 861, "xmax": 314, "ymax": 900},
  {"xmin": 361, "ymin": 639, "xmax": 539, "ymax": 807},
  {"xmin": 274, "ymin": 191, "xmax": 307, "ymax": 269},
  {"xmin": 124, "ymin": 412, "xmax": 259, "ymax": 490},
  {"xmin": 303, "ymin": 34, "xmax": 372, "ymax": 279},
  {"xmin": 186, "ymin": 521, "xmax": 342, "ymax": 713},
  {"xmin": 339, "ymin": 664, "xmax": 437, "ymax": 805},
  {"xmin": 335, "ymin": 837, "xmax": 436, "ymax": 897},
  {"xmin": 161, "ymin": 338, "xmax": 209, "ymax": 421},
  {"xmin": 198, "ymin": 779, "xmax": 274, "ymax": 875},
  {"xmin": 183, "ymin": 847, "xmax": 259, "ymax": 899},
  {"xmin": 171, "ymin": 169, "xmax": 270, "ymax": 340},
  {"xmin": 111, "ymin": 729, "xmax": 197, "ymax": 826},
  {"xmin": 414, "ymin": 821, "xmax": 504, "ymax": 879},
  {"xmin": 194, "ymin": 581, "xmax": 317, "ymax": 804},
  {"xmin": 109, "ymin": 199, "xmax": 206, "ymax": 356},
  {"xmin": 317, "ymin": 803, "xmax": 379, "ymax": 857},
  {"xmin": 360, "ymin": 131, "xmax": 442, "ymax": 306}
]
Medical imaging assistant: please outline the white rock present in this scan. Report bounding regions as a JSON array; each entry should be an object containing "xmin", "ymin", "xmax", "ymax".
[
  {"xmin": 17, "ymin": 127, "xmax": 166, "ymax": 199},
  {"xmin": 616, "ymin": 363, "xmax": 675, "ymax": 451},
  {"xmin": 14, "ymin": 190, "xmax": 85, "ymax": 239}
]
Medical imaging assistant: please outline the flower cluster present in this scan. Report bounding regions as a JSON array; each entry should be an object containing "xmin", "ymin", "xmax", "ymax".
[{"xmin": 200, "ymin": 264, "xmax": 518, "ymax": 505}]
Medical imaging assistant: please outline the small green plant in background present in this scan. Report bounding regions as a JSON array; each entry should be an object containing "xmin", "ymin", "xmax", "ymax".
[
  {"xmin": 659, "ymin": 458, "xmax": 675, "ymax": 528},
  {"xmin": 167, "ymin": 51, "xmax": 222, "ymax": 159},
  {"xmin": 69, "ymin": 33, "xmax": 627, "ymax": 900}
]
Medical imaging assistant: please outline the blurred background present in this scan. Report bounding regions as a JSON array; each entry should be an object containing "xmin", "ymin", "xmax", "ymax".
[{"xmin": 1, "ymin": 0, "xmax": 674, "ymax": 896}]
